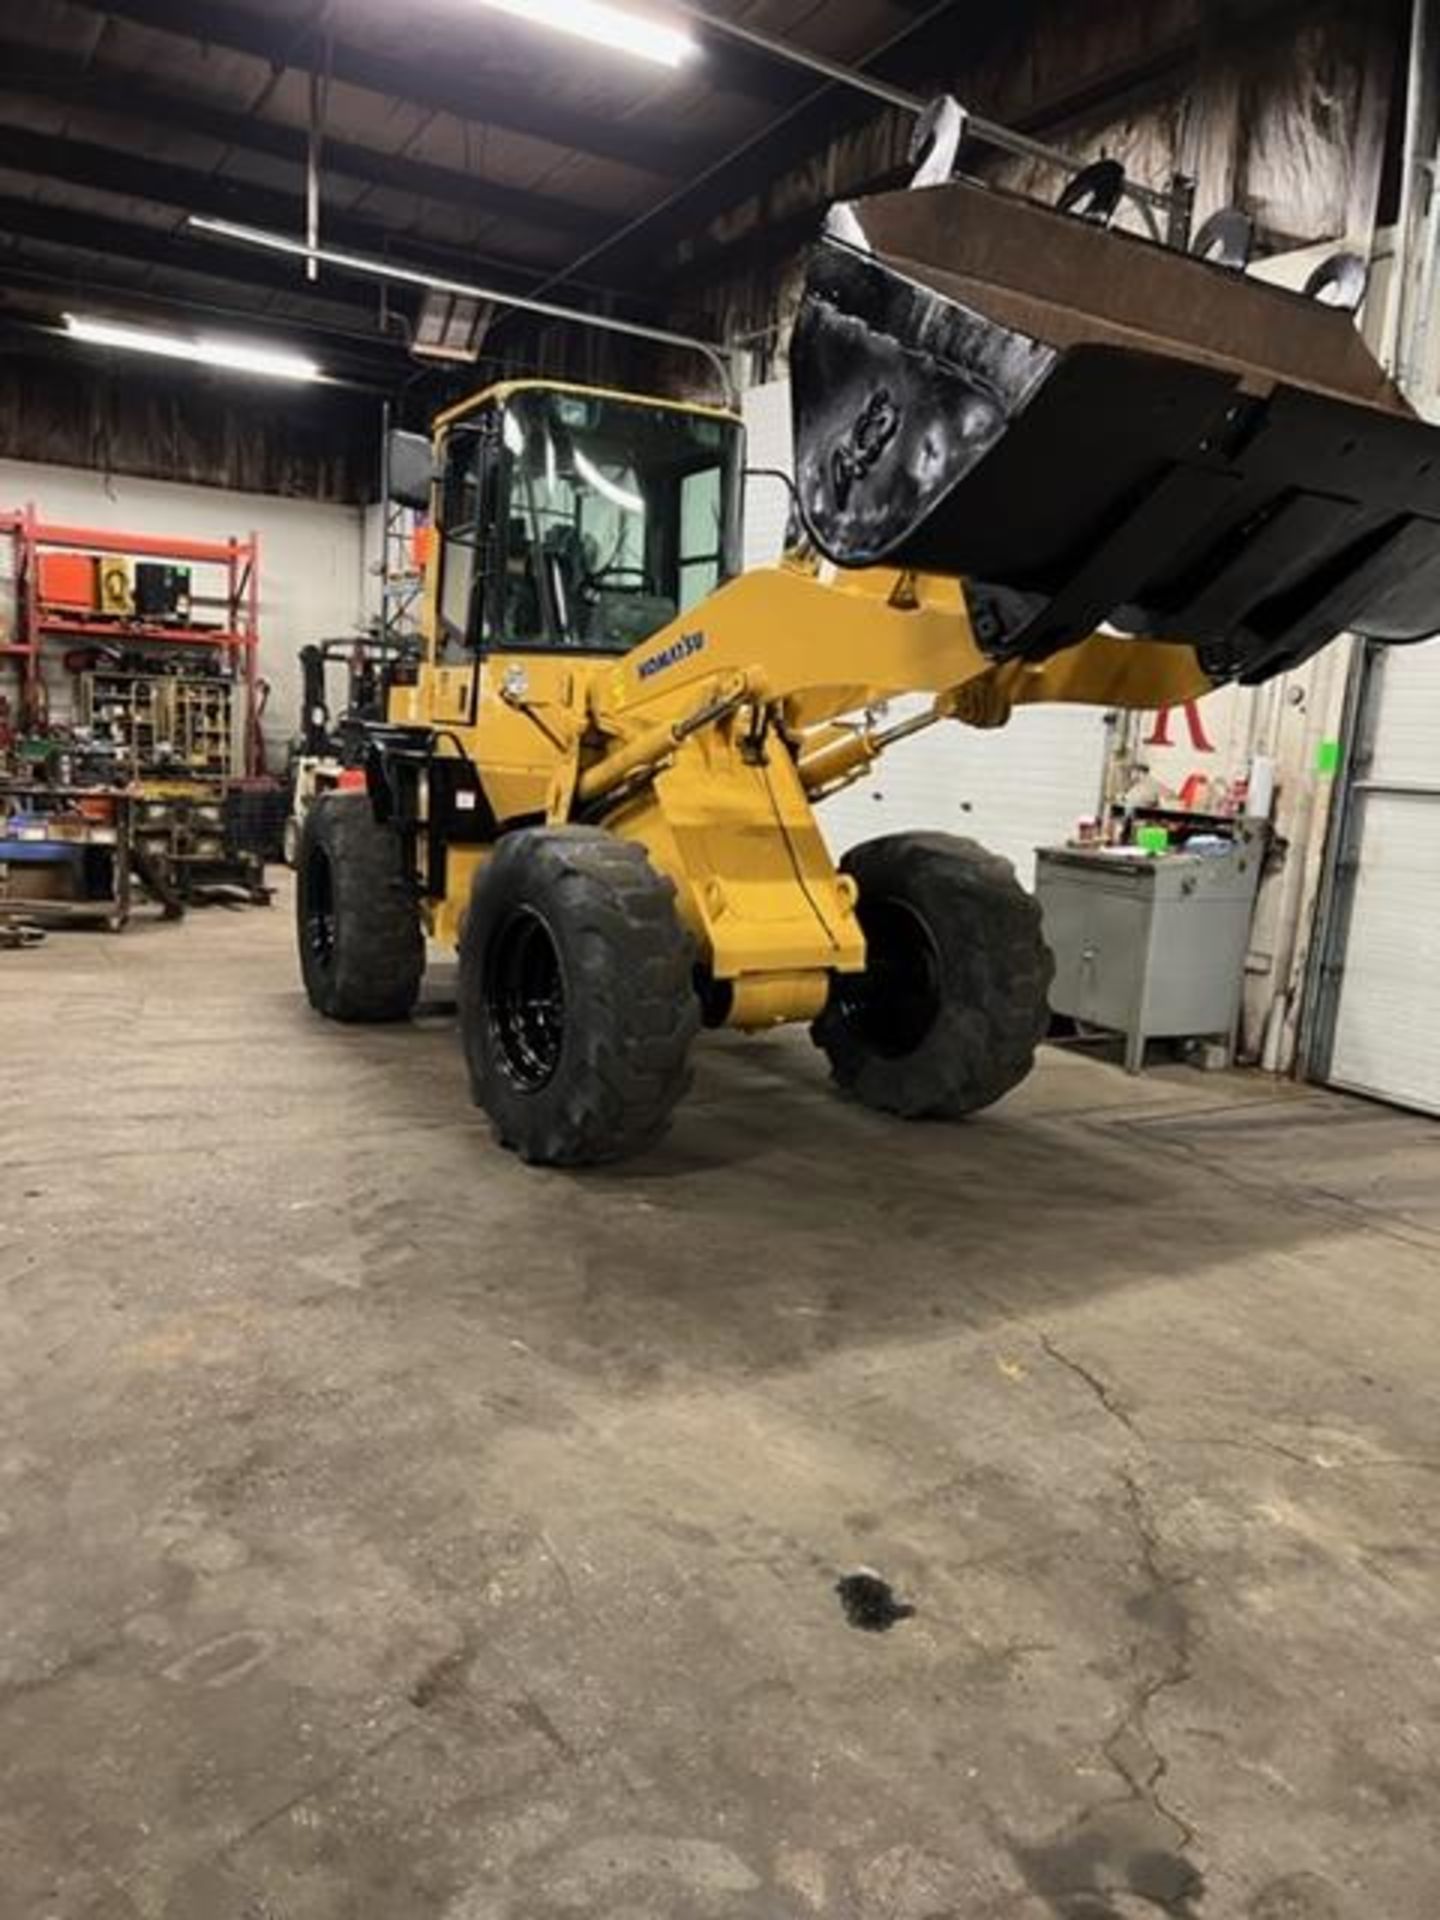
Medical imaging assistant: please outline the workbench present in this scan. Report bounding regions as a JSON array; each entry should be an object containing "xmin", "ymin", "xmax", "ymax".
[{"xmin": 0, "ymin": 783, "xmax": 135, "ymax": 932}]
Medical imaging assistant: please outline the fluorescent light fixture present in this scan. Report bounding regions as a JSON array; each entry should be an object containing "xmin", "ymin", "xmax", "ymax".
[
  {"xmin": 62, "ymin": 313, "xmax": 321, "ymax": 382},
  {"xmin": 480, "ymin": 0, "xmax": 696, "ymax": 68}
]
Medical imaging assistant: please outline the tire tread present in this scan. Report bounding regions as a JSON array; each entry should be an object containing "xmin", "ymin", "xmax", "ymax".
[
  {"xmin": 460, "ymin": 828, "xmax": 699, "ymax": 1166},
  {"xmin": 296, "ymin": 794, "xmax": 423, "ymax": 1022},
  {"xmin": 813, "ymin": 831, "xmax": 1053, "ymax": 1119}
]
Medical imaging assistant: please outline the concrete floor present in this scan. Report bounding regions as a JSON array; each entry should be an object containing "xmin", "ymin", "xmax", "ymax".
[{"xmin": 3, "ymin": 886, "xmax": 1439, "ymax": 1920}]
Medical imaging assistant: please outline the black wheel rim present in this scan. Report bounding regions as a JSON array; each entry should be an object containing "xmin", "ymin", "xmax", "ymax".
[
  {"xmin": 304, "ymin": 843, "xmax": 338, "ymax": 972},
  {"xmin": 486, "ymin": 905, "xmax": 566, "ymax": 1091},
  {"xmin": 839, "ymin": 894, "xmax": 943, "ymax": 1058}
]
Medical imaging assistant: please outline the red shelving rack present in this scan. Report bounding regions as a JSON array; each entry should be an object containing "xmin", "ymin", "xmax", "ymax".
[
  {"xmin": 0, "ymin": 509, "xmax": 29, "ymax": 682},
  {"xmin": 1, "ymin": 506, "xmax": 262, "ymax": 774}
]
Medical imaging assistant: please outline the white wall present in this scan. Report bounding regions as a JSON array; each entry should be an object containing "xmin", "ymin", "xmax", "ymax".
[
  {"xmin": 738, "ymin": 376, "xmax": 1109, "ymax": 882},
  {"xmin": 817, "ymin": 700, "xmax": 1107, "ymax": 887},
  {"xmin": 0, "ymin": 458, "xmax": 372, "ymax": 769},
  {"xmin": 740, "ymin": 379, "xmax": 794, "ymax": 569}
]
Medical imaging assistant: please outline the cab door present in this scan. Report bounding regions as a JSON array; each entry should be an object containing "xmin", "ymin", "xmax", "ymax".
[
  {"xmin": 428, "ymin": 403, "xmax": 577, "ymax": 826},
  {"xmin": 425, "ymin": 411, "xmax": 503, "ymax": 730}
]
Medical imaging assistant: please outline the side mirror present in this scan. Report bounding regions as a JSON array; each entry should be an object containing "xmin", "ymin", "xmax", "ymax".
[{"xmin": 386, "ymin": 429, "xmax": 440, "ymax": 510}]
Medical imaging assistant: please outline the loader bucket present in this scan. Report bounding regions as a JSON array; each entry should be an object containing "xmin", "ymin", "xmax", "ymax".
[{"xmin": 791, "ymin": 180, "xmax": 1440, "ymax": 684}]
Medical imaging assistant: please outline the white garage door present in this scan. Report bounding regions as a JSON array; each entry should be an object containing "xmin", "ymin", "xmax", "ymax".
[
  {"xmin": 739, "ymin": 379, "xmax": 1108, "ymax": 885},
  {"xmin": 815, "ymin": 702, "xmax": 1105, "ymax": 885},
  {"xmin": 1328, "ymin": 639, "xmax": 1440, "ymax": 1115}
]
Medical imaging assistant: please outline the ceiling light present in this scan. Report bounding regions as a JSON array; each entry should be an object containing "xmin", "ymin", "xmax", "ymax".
[
  {"xmin": 62, "ymin": 314, "xmax": 321, "ymax": 382},
  {"xmin": 480, "ymin": 0, "xmax": 696, "ymax": 68}
]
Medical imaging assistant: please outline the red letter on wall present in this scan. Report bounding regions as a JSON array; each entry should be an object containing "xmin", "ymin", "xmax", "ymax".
[{"xmin": 1145, "ymin": 700, "xmax": 1215, "ymax": 753}]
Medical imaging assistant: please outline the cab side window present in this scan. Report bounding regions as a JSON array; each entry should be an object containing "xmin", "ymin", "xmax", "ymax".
[
  {"xmin": 436, "ymin": 419, "xmax": 499, "ymax": 658},
  {"xmin": 679, "ymin": 464, "xmax": 723, "ymax": 612}
]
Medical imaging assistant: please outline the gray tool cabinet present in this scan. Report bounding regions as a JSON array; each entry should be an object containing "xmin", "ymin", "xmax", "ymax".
[{"xmin": 1035, "ymin": 829, "xmax": 1265, "ymax": 1073}]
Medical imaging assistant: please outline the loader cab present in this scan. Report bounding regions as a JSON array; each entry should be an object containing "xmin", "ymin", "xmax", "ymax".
[{"xmin": 432, "ymin": 383, "xmax": 743, "ymax": 663}]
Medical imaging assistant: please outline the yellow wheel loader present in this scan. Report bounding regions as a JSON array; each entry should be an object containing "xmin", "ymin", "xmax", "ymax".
[{"xmin": 296, "ymin": 144, "xmax": 1440, "ymax": 1165}]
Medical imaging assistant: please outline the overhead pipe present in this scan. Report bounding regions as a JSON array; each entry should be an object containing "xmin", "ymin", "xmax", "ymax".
[
  {"xmin": 189, "ymin": 11, "xmax": 1195, "ymax": 398},
  {"xmin": 503, "ymin": 0, "xmax": 1190, "ymax": 321},
  {"xmin": 185, "ymin": 215, "xmax": 743, "ymax": 403},
  {"xmin": 669, "ymin": 2, "xmax": 1186, "ymax": 227}
]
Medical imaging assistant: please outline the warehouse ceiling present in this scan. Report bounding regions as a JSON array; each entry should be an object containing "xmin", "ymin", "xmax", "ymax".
[{"xmin": 0, "ymin": 0, "xmax": 975, "ymax": 386}]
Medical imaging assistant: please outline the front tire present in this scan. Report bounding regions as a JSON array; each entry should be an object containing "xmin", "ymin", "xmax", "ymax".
[
  {"xmin": 296, "ymin": 793, "xmax": 423, "ymax": 1021},
  {"xmin": 459, "ymin": 828, "xmax": 699, "ymax": 1167},
  {"xmin": 813, "ymin": 832, "xmax": 1052, "ymax": 1118}
]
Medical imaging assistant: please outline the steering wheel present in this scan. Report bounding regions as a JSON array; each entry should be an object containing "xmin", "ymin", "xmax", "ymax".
[{"xmin": 582, "ymin": 563, "xmax": 649, "ymax": 594}]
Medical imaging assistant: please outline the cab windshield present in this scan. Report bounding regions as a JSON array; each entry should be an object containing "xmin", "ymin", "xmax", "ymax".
[{"xmin": 499, "ymin": 389, "xmax": 741, "ymax": 653}]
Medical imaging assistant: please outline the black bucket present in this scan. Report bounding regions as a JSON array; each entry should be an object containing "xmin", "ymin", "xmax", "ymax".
[{"xmin": 791, "ymin": 182, "xmax": 1440, "ymax": 684}]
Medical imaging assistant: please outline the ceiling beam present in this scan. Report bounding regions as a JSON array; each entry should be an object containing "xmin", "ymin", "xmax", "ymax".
[
  {"xmin": 620, "ymin": 0, "xmax": 1335, "ymax": 296},
  {"xmin": 0, "ymin": 38, "xmax": 606, "ymax": 241},
  {"xmin": 649, "ymin": 26, "xmax": 1213, "ymax": 292},
  {"xmin": 519, "ymin": 0, "xmax": 977, "ymax": 295},
  {"xmin": 0, "ymin": 193, "xmax": 391, "ymax": 318},
  {"xmin": 0, "ymin": 311, "xmax": 399, "ymax": 392},
  {"xmin": 0, "ymin": 261, "xmax": 408, "ymax": 378},
  {"xmin": 0, "ymin": 199, "xmax": 677, "ymax": 388},
  {"xmin": 0, "ymin": 126, "xmax": 580, "ymax": 297},
  {"xmin": 72, "ymin": 0, "xmax": 721, "ymax": 175}
]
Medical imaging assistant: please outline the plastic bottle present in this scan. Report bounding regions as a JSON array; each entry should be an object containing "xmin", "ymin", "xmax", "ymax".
[{"xmin": 1247, "ymin": 753, "xmax": 1276, "ymax": 820}]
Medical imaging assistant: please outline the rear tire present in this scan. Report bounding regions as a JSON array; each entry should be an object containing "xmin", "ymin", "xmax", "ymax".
[
  {"xmin": 296, "ymin": 793, "xmax": 423, "ymax": 1022},
  {"xmin": 459, "ymin": 827, "xmax": 699, "ymax": 1166},
  {"xmin": 813, "ymin": 832, "xmax": 1052, "ymax": 1118}
]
